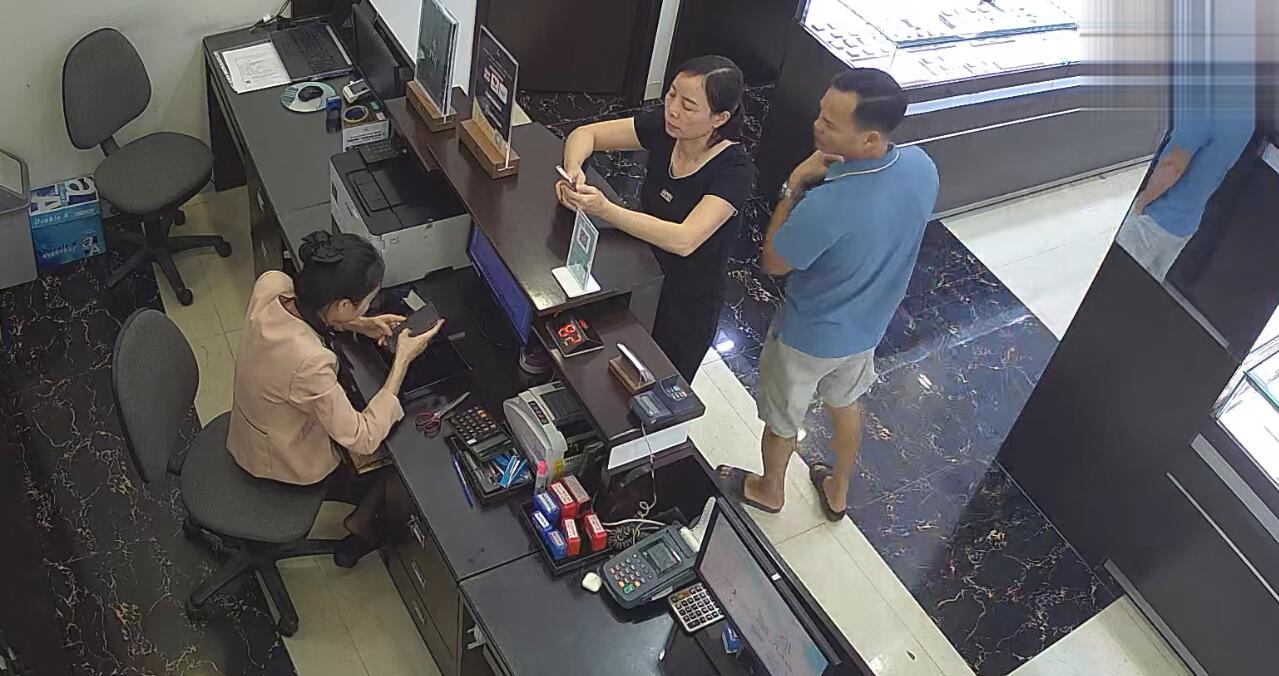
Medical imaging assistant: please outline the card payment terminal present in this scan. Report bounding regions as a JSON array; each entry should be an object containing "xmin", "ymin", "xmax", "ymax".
[{"xmin": 602, "ymin": 524, "xmax": 698, "ymax": 609}]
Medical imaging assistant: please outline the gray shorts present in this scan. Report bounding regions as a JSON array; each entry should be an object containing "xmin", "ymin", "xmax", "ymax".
[
  {"xmin": 1116, "ymin": 211, "xmax": 1191, "ymax": 282},
  {"xmin": 757, "ymin": 331, "xmax": 876, "ymax": 439}
]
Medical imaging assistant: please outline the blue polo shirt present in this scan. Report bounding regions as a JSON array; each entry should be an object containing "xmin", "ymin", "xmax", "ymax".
[
  {"xmin": 772, "ymin": 146, "xmax": 938, "ymax": 359},
  {"xmin": 1144, "ymin": 65, "xmax": 1255, "ymax": 237}
]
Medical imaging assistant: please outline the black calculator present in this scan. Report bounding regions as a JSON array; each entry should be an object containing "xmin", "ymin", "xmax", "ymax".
[
  {"xmin": 668, "ymin": 583, "xmax": 724, "ymax": 634},
  {"xmin": 446, "ymin": 405, "xmax": 510, "ymax": 460}
]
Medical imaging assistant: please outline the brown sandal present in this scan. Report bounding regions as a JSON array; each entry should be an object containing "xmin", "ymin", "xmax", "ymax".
[{"xmin": 809, "ymin": 463, "xmax": 847, "ymax": 522}]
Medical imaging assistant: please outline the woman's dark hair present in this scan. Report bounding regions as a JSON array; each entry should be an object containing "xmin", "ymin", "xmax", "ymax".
[
  {"xmin": 294, "ymin": 230, "xmax": 384, "ymax": 334},
  {"xmin": 673, "ymin": 55, "xmax": 745, "ymax": 146}
]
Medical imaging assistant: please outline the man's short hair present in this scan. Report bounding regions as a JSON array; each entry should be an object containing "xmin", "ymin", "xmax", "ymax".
[{"xmin": 829, "ymin": 68, "xmax": 907, "ymax": 134}]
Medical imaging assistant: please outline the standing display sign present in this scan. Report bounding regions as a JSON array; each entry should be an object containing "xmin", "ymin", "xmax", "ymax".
[
  {"xmin": 406, "ymin": 0, "xmax": 459, "ymax": 131},
  {"xmin": 552, "ymin": 209, "xmax": 601, "ymax": 297},
  {"xmin": 459, "ymin": 26, "xmax": 521, "ymax": 178}
]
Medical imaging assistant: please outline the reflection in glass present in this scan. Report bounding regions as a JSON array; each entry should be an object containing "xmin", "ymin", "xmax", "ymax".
[
  {"xmin": 415, "ymin": 0, "xmax": 458, "ymax": 117},
  {"xmin": 1216, "ymin": 310, "xmax": 1279, "ymax": 489},
  {"xmin": 1117, "ymin": 0, "xmax": 1256, "ymax": 282}
]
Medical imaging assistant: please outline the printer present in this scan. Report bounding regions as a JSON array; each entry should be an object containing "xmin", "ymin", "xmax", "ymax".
[
  {"xmin": 504, "ymin": 382, "xmax": 603, "ymax": 479},
  {"xmin": 330, "ymin": 148, "xmax": 471, "ymax": 287}
]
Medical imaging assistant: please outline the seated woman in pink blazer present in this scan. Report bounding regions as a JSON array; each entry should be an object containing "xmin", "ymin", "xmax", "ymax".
[{"xmin": 228, "ymin": 231, "xmax": 442, "ymax": 567}]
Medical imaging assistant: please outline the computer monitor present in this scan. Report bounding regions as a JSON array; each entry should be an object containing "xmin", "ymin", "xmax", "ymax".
[
  {"xmin": 698, "ymin": 499, "xmax": 836, "ymax": 676},
  {"xmin": 467, "ymin": 225, "xmax": 533, "ymax": 345}
]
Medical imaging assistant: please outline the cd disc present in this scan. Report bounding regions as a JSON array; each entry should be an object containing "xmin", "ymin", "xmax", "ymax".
[{"xmin": 281, "ymin": 82, "xmax": 336, "ymax": 113}]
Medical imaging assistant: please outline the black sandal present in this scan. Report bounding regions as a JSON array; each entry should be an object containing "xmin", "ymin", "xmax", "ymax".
[
  {"xmin": 716, "ymin": 465, "xmax": 782, "ymax": 514},
  {"xmin": 809, "ymin": 462, "xmax": 847, "ymax": 522},
  {"xmin": 333, "ymin": 533, "xmax": 377, "ymax": 569}
]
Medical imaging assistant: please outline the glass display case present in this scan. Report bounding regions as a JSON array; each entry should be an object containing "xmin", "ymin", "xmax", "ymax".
[
  {"xmin": 802, "ymin": 0, "xmax": 1082, "ymax": 89},
  {"xmin": 1215, "ymin": 308, "xmax": 1279, "ymax": 489}
]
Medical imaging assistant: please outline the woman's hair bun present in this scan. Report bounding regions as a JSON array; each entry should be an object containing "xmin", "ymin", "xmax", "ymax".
[{"xmin": 299, "ymin": 231, "xmax": 344, "ymax": 265}]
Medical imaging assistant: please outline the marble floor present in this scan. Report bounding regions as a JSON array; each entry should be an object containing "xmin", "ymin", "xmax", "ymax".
[{"xmin": 0, "ymin": 91, "xmax": 1185, "ymax": 675}]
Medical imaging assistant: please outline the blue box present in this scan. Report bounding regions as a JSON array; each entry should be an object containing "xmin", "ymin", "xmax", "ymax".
[{"xmin": 29, "ymin": 177, "xmax": 105, "ymax": 269}]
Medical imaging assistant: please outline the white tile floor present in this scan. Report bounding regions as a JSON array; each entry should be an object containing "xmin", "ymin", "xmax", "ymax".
[
  {"xmin": 158, "ymin": 177, "xmax": 1185, "ymax": 676},
  {"xmin": 942, "ymin": 164, "xmax": 1148, "ymax": 338}
]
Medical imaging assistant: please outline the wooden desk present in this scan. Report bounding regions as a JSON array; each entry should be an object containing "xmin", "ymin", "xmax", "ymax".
[
  {"xmin": 534, "ymin": 298, "xmax": 705, "ymax": 451},
  {"xmin": 385, "ymin": 94, "xmax": 664, "ymax": 329}
]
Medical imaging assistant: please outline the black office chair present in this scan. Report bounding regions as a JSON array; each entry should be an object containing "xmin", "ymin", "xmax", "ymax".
[
  {"xmin": 63, "ymin": 29, "xmax": 232, "ymax": 306},
  {"xmin": 112, "ymin": 309, "xmax": 338, "ymax": 636}
]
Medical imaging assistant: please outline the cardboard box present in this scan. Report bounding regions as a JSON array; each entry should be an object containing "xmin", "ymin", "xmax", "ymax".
[
  {"xmin": 28, "ymin": 177, "xmax": 105, "ymax": 269},
  {"xmin": 341, "ymin": 104, "xmax": 389, "ymax": 150}
]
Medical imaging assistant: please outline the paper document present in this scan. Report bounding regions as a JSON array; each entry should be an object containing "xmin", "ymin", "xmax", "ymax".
[{"xmin": 219, "ymin": 42, "xmax": 290, "ymax": 94}]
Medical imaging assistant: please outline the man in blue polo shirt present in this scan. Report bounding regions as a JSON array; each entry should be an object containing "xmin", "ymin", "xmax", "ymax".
[
  {"xmin": 717, "ymin": 68, "xmax": 938, "ymax": 519},
  {"xmin": 1119, "ymin": 68, "xmax": 1254, "ymax": 281}
]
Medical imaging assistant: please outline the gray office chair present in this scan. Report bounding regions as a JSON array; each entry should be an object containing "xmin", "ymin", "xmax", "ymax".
[
  {"xmin": 112, "ymin": 309, "xmax": 338, "ymax": 636},
  {"xmin": 63, "ymin": 29, "xmax": 232, "ymax": 306}
]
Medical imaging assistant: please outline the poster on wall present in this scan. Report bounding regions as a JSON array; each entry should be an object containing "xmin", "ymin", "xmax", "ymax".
[
  {"xmin": 471, "ymin": 25, "xmax": 519, "ymax": 166},
  {"xmin": 415, "ymin": 0, "xmax": 459, "ymax": 117}
]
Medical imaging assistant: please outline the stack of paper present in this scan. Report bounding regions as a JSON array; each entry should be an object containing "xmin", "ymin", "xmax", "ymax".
[{"xmin": 218, "ymin": 41, "xmax": 290, "ymax": 94}]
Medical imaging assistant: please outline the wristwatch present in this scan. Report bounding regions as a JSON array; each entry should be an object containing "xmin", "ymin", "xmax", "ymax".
[{"xmin": 779, "ymin": 181, "xmax": 805, "ymax": 202}]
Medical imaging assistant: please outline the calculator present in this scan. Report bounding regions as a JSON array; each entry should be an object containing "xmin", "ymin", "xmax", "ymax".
[
  {"xmin": 668, "ymin": 583, "xmax": 724, "ymax": 634},
  {"xmin": 446, "ymin": 405, "xmax": 511, "ymax": 460}
]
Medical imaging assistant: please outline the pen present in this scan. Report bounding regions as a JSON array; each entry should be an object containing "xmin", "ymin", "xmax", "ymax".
[{"xmin": 451, "ymin": 453, "xmax": 476, "ymax": 508}]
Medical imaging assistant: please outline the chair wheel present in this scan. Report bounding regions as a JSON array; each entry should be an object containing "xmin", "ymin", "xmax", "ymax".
[
  {"xmin": 277, "ymin": 616, "xmax": 299, "ymax": 637},
  {"xmin": 174, "ymin": 210, "xmax": 186, "ymax": 226},
  {"xmin": 215, "ymin": 241, "xmax": 232, "ymax": 258},
  {"xmin": 176, "ymin": 288, "xmax": 194, "ymax": 306}
]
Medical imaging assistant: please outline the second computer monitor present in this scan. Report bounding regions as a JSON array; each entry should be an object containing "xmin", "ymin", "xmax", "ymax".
[{"xmin": 698, "ymin": 500, "xmax": 835, "ymax": 676}]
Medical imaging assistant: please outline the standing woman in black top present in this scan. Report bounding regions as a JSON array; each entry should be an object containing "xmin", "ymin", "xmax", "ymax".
[{"xmin": 556, "ymin": 56, "xmax": 756, "ymax": 382}]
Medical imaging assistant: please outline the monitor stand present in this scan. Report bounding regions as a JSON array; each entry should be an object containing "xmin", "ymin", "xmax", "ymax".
[{"xmin": 552, "ymin": 266, "xmax": 601, "ymax": 297}]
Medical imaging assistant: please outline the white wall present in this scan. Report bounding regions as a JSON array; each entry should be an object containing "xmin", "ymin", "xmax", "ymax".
[{"xmin": 0, "ymin": 0, "xmax": 279, "ymax": 187}]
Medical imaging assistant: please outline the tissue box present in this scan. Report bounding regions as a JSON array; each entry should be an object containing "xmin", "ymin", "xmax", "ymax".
[{"xmin": 29, "ymin": 177, "xmax": 105, "ymax": 269}]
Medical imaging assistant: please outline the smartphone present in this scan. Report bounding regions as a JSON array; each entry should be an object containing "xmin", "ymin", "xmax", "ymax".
[{"xmin": 386, "ymin": 302, "xmax": 442, "ymax": 353}]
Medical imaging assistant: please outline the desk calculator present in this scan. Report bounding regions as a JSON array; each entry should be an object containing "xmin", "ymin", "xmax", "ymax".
[
  {"xmin": 668, "ymin": 583, "xmax": 724, "ymax": 634},
  {"xmin": 447, "ymin": 405, "xmax": 510, "ymax": 460}
]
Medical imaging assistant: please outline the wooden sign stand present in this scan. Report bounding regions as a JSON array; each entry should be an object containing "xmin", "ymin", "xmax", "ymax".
[
  {"xmin": 459, "ymin": 118, "xmax": 520, "ymax": 179},
  {"xmin": 406, "ymin": 80, "xmax": 456, "ymax": 132}
]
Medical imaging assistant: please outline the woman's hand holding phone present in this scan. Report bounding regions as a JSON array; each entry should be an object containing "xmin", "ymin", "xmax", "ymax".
[{"xmin": 392, "ymin": 319, "xmax": 445, "ymax": 366}]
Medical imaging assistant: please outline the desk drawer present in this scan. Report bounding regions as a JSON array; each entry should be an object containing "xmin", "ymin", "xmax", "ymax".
[
  {"xmin": 387, "ymin": 551, "xmax": 455, "ymax": 674},
  {"xmin": 404, "ymin": 513, "xmax": 462, "ymax": 650}
]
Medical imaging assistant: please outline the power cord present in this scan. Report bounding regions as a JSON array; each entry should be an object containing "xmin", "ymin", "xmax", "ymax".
[
  {"xmin": 252, "ymin": 0, "xmax": 292, "ymax": 30},
  {"xmin": 602, "ymin": 421, "xmax": 661, "ymax": 549}
]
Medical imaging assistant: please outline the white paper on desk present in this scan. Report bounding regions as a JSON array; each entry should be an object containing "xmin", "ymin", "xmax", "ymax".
[{"xmin": 219, "ymin": 42, "xmax": 290, "ymax": 93}]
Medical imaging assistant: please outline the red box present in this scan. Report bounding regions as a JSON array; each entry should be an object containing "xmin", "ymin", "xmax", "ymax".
[
  {"xmin": 562, "ymin": 475, "xmax": 591, "ymax": 513},
  {"xmin": 549, "ymin": 481, "xmax": 577, "ymax": 519},
  {"xmin": 583, "ymin": 512, "xmax": 607, "ymax": 552},
  {"xmin": 562, "ymin": 518, "xmax": 581, "ymax": 557}
]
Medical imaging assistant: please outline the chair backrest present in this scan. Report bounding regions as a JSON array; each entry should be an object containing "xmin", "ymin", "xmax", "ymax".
[
  {"xmin": 62, "ymin": 28, "xmax": 151, "ymax": 151},
  {"xmin": 112, "ymin": 309, "xmax": 199, "ymax": 484}
]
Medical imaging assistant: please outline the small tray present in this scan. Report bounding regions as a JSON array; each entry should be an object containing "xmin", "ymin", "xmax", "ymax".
[
  {"xmin": 448, "ymin": 436, "xmax": 532, "ymax": 507},
  {"xmin": 515, "ymin": 499, "xmax": 614, "ymax": 577}
]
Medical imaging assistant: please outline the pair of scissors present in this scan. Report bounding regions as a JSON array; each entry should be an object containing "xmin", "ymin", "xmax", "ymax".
[{"xmin": 415, "ymin": 392, "xmax": 470, "ymax": 438}]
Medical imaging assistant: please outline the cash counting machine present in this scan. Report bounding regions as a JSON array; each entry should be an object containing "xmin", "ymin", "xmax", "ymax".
[{"xmin": 330, "ymin": 147, "xmax": 471, "ymax": 286}]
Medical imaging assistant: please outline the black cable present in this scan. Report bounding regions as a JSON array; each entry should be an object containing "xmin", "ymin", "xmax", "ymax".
[{"xmin": 252, "ymin": 0, "xmax": 293, "ymax": 30}]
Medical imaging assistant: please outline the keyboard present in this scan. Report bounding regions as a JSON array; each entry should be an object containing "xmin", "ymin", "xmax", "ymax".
[
  {"xmin": 668, "ymin": 583, "xmax": 724, "ymax": 634},
  {"xmin": 292, "ymin": 23, "xmax": 343, "ymax": 73},
  {"xmin": 271, "ymin": 22, "xmax": 351, "ymax": 81}
]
